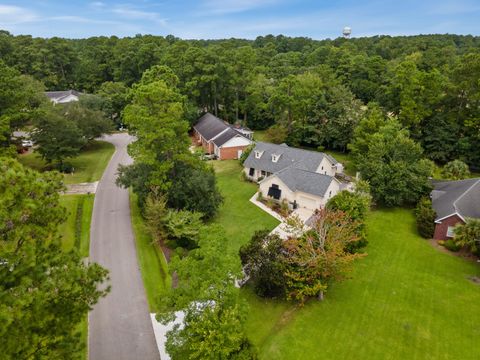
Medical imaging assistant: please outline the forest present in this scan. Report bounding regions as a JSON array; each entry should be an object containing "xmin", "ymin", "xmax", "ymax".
[{"xmin": 0, "ymin": 31, "xmax": 479, "ymax": 169}]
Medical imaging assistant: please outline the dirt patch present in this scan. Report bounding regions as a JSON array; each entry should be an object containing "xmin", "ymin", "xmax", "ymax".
[{"xmin": 467, "ymin": 276, "xmax": 480, "ymax": 285}]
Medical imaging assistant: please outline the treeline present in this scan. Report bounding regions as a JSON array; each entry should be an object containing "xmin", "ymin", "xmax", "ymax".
[{"xmin": 1, "ymin": 31, "xmax": 479, "ymax": 168}]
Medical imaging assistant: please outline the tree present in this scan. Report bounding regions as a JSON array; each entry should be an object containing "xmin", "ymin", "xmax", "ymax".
[
  {"xmin": 158, "ymin": 225, "xmax": 256, "ymax": 359},
  {"xmin": 443, "ymin": 160, "xmax": 470, "ymax": 180},
  {"xmin": 166, "ymin": 161, "xmax": 223, "ymax": 219},
  {"xmin": 61, "ymin": 101, "xmax": 113, "ymax": 141},
  {"xmin": 354, "ymin": 118, "xmax": 433, "ymax": 206},
  {"xmin": 0, "ymin": 158, "xmax": 109, "ymax": 359},
  {"xmin": 348, "ymin": 102, "xmax": 386, "ymax": 157},
  {"xmin": 239, "ymin": 231, "xmax": 286, "ymax": 297},
  {"xmin": 282, "ymin": 209, "xmax": 364, "ymax": 303},
  {"xmin": 145, "ymin": 192, "xmax": 203, "ymax": 249},
  {"xmin": 32, "ymin": 106, "xmax": 86, "ymax": 167},
  {"xmin": 0, "ymin": 61, "xmax": 46, "ymax": 155},
  {"xmin": 326, "ymin": 182, "xmax": 372, "ymax": 251},
  {"xmin": 122, "ymin": 71, "xmax": 190, "ymax": 191},
  {"xmin": 97, "ymin": 81, "xmax": 130, "ymax": 126},
  {"xmin": 453, "ymin": 219, "xmax": 480, "ymax": 254},
  {"xmin": 415, "ymin": 197, "xmax": 436, "ymax": 238}
]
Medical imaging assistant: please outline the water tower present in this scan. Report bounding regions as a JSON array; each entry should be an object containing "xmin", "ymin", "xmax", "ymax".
[{"xmin": 343, "ymin": 26, "xmax": 352, "ymax": 39}]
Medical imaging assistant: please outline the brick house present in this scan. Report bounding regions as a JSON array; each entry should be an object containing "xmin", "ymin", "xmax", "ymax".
[
  {"xmin": 193, "ymin": 113, "xmax": 253, "ymax": 160},
  {"xmin": 431, "ymin": 178, "xmax": 480, "ymax": 240}
]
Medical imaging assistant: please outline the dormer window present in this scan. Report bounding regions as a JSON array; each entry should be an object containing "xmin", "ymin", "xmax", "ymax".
[
  {"xmin": 271, "ymin": 154, "xmax": 280, "ymax": 162},
  {"xmin": 254, "ymin": 150, "xmax": 263, "ymax": 159}
]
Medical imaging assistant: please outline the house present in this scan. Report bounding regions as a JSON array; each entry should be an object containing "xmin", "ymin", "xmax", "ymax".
[
  {"xmin": 45, "ymin": 90, "xmax": 81, "ymax": 104},
  {"xmin": 431, "ymin": 178, "xmax": 480, "ymax": 240},
  {"xmin": 193, "ymin": 113, "xmax": 253, "ymax": 160},
  {"xmin": 243, "ymin": 142, "xmax": 342, "ymax": 182},
  {"xmin": 244, "ymin": 142, "xmax": 344, "ymax": 211}
]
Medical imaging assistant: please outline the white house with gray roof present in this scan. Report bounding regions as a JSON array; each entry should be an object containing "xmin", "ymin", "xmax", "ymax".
[
  {"xmin": 45, "ymin": 90, "xmax": 82, "ymax": 104},
  {"xmin": 243, "ymin": 142, "xmax": 344, "ymax": 211}
]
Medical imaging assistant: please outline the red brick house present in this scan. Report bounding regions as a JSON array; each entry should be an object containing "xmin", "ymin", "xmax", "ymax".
[
  {"xmin": 193, "ymin": 113, "xmax": 253, "ymax": 160},
  {"xmin": 431, "ymin": 178, "xmax": 480, "ymax": 240}
]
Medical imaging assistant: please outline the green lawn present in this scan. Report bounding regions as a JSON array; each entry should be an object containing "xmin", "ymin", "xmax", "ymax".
[
  {"xmin": 58, "ymin": 194, "xmax": 95, "ymax": 359},
  {"xmin": 210, "ymin": 160, "xmax": 280, "ymax": 252},
  {"xmin": 58, "ymin": 194, "xmax": 94, "ymax": 257},
  {"xmin": 129, "ymin": 190, "xmax": 171, "ymax": 312},
  {"xmin": 18, "ymin": 140, "xmax": 115, "ymax": 184},
  {"xmin": 243, "ymin": 209, "xmax": 480, "ymax": 360},
  {"xmin": 209, "ymin": 161, "xmax": 480, "ymax": 359}
]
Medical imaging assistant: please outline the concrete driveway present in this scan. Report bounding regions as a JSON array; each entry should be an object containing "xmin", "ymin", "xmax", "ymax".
[{"xmin": 89, "ymin": 133, "xmax": 160, "ymax": 360}]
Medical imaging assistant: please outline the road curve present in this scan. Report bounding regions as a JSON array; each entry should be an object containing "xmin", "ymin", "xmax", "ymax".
[{"xmin": 89, "ymin": 133, "xmax": 160, "ymax": 360}]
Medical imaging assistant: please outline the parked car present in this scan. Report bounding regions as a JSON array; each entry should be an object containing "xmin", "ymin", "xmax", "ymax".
[{"xmin": 21, "ymin": 139, "xmax": 34, "ymax": 147}]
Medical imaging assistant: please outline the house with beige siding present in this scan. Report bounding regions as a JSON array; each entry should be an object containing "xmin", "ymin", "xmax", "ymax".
[{"xmin": 244, "ymin": 142, "xmax": 345, "ymax": 211}]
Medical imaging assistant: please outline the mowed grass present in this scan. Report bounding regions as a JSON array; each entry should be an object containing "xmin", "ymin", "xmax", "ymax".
[
  {"xmin": 58, "ymin": 194, "xmax": 95, "ymax": 359},
  {"xmin": 129, "ymin": 190, "xmax": 171, "ymax": 312},
  {"xmin": 210, "ymin": 160, "xmax": 280, "ymax": 252},
  {"xmin": 243, "ymin": 209, "xmax": 480, "ymax": 360},
  {"xmin": 18, "ymin": 140, "xmax": 115, "ymax": 184}
]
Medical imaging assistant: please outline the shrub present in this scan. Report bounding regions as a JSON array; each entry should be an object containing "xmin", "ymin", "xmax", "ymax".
[
  {"xmin": 443, "ymin": 239, "xmax": 461, "ymax": 252},
  {"xmin": 239, "ymin": 144, "xmax": 254, "ymax": 165},
  {"xmin": 257, "ymin": 191, "xmax": 263, "ymax": 201},
  {"xmin": 443, "ymin": 160, "xmax": 470, "ymax": 180},
  {"xmin": 415, "ymin": 197, "xmax": 436, "ymax": 238}
]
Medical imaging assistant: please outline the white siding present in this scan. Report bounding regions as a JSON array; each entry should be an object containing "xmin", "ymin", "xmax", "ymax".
[
  {"xmin": 220, "ymin": 135, "xmax": 252, "ymax": 148},
  {"xmin": 315, "ymin": 156, "xmax": 336, "ymax": 176}
]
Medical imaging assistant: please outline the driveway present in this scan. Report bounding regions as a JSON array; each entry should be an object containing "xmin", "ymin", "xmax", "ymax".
[{"xmin": 89, "ymin": 133, "xmax": 160, "ymax": 360}]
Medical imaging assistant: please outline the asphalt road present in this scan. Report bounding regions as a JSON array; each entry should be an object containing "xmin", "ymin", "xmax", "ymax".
[{"xmin": 89, "ymin": 133, "xmax": 160, "ymax": 360}]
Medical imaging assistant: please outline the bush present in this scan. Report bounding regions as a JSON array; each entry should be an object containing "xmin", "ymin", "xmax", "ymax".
[
  {"xmin": 257, "ymin": 191, "xmax": 263, "ymax": 201},
  {"xmin": 443, "ymin": 159, "xmax": 470, "ymax": 180},
  {"xmin": 239, "ymin": 144, "xmax": 254, "ymax": 165},
  {"xmin": 443, "ymin": 239, "xmax": 461, "ymax": 252},
  {"xmin": 415, "ymin": 197, "xmax": 436, "ymax": 238}
]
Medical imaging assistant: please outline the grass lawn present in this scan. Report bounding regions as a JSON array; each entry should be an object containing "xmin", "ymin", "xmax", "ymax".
[
  {"xmin": 58, "ymin": 194, "xmax": 95, "ymax": 359},
  {"xmin": 129, "ymin": 190, "xmax": 171, "ymax": 312},
  {"xmin": 243, "ymin": 208, "xmax": 480, "ymax": 360},
  {"xmin": 210, "ymin": 160, "xmax": 280, "ymax": 252},
  {"xmin": 18, "ymin": 140, "xmax": 115, "ymax": 184},
  {"xmin": 253, "ymin": 130, "xmax": 268, "ymax": 142}
]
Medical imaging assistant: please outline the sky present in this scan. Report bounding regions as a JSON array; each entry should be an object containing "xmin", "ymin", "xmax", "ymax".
[{"xmin": 1, "ymin": 0, "xmax": 480, "ymax": 40}]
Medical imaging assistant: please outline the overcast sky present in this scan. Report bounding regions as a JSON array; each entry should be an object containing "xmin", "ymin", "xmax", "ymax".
[{"xmin": 1, "ymin": 0, "xmax": 480, "ymax": 39}]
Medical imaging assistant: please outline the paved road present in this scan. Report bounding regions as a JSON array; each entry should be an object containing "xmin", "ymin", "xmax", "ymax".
[{"xmin": 89, "ymin": 133, "xmax": 160, "ymax": 360}]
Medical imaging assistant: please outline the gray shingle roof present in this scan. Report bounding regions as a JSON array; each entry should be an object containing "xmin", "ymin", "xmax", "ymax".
[
  {"xmin": 243, "ymin": 141, "xmax": 337, "ymax": 174},
  {"xmin": 212, "ymin": 128, "xmax": 239, "ymax": 147},
  {"xmin": 271, "ymin": 165, "xmax": 335, "ymax": 197},
  {"xmin": 431, "ymin": 178, "xmax": 480, "ymax": 221},
  {"xmin": 193, "ymin": 113, "xmax": 229, "ymax": 141}
]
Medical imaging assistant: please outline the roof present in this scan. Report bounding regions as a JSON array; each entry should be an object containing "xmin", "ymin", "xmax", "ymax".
[
  {"xmin": 212, "ymin": 128, "xmax": 243, "ymax": 147},
  {"xmin": 243, "ymin": 141, "xmax": 338, "ymax": 174},
  {"xmin": 431, "ymin": 178, "xmax": 480, "ymax": 221},
  {"xmin": 45, "ymin": 90, "xmax": 81, "ymax": 102},
  {"xmin": 268, "ymin": 164, "xmax": 335, "ymax": 198},
  {"xmin": 194, "ymin": 112, "xmax": 253, "ymax": 143},
  {"xmin": 194, "ymin": 113, "xmax": 230, "ymax": 141}
]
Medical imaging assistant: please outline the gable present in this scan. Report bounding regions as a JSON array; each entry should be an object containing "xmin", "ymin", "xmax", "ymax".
[{"xmin": 220, "ymin": 135, "xmax": 252, "ymax": 148}]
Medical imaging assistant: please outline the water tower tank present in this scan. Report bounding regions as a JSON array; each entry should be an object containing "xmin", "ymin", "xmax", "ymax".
[{"xmin": 343, "ymin": 26, "xmax": 352, "ymax": 38}]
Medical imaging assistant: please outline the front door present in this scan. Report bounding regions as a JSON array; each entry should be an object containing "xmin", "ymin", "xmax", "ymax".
[{"xmin": 237, "ymin": 149, "xmax": 243, "ymax": 159}]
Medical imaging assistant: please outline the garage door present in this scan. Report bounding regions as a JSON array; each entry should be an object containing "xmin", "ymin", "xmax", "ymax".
[{"xmin": 298, "ymin": 196, "xmax": 317, "ymax": 210}]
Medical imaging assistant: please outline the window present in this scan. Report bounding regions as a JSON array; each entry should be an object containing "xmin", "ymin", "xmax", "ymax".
[
  {"xmin": 321, "ymin": 166, "xmax": 324, "ymax": 170},
  {"xmin": 261, "ymin": 170, "xmax": 266, "ymax": 176},
  {"xmin": 446, "ymin": 226, "xmax": 455, "ymax": 238},
  {"xmin": 254, "ymin": 150, "xmax": 263, "ymax": 159},
  {"xmin": 268, "ymin": 184, "xmax": 281, "ymax": 200},
  {"xmin": 329, "ymin": 190, "xmax": 332, "ymax": 197},
  {"xmin": 271, "ymin": 154, "xmax": 280, "ymax": 162},
  {"xmin": 249, "ymin": 168, "xmax": 254, "ymax": 176}
]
